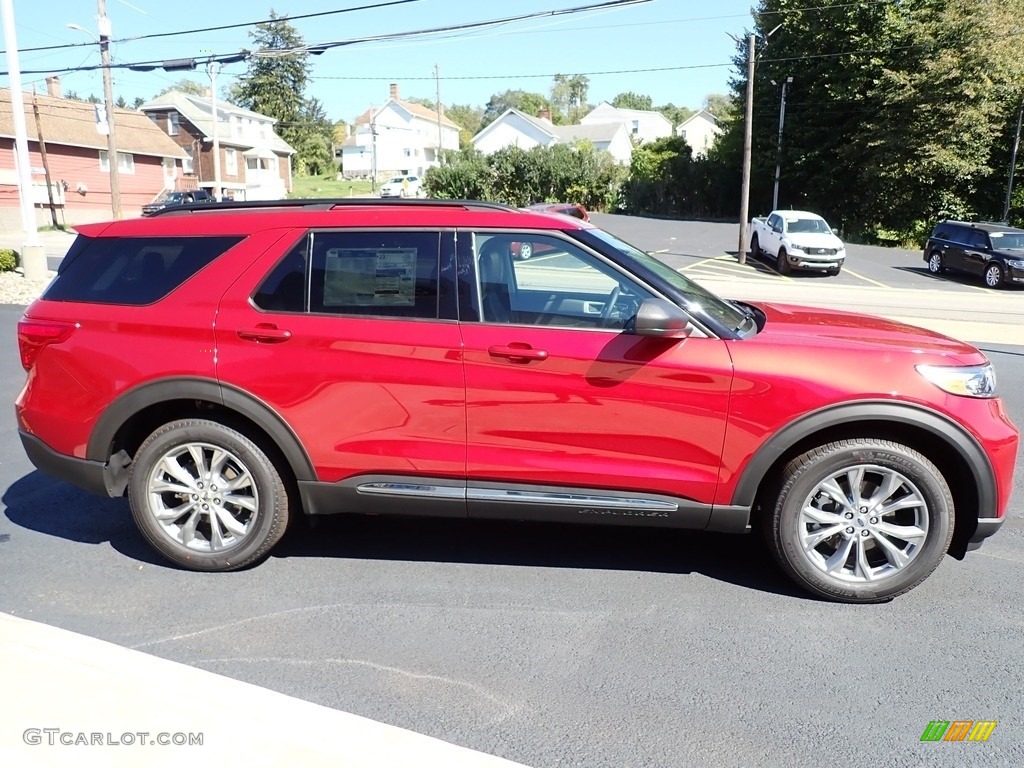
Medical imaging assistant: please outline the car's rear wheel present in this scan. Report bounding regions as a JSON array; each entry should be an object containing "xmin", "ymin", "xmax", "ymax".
[
  {"xmin": 927, "ymin": 250, "xmax": 945, "ymax": 274},
  {"xmin": 776, "ymin": 248, "xmax": 791, "ymax": 275},
  {"xmin": 128, "ymin": 419, "xmax": 289, "ymax": 571},
  {"xmin": 764, "ymin": 439, "xmax": 953, "ymax": 603},
  {"xmin": 983, "ymin": 262, "xmax": 1004, "ymax": 288}
]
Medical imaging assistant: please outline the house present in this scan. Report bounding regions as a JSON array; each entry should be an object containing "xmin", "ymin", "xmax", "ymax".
[
  {"xmin": 0, "ymin": 80, "xmax": 188, "ymax": 227},
  {"xmin": 471, "ymin": 108, "xmax": 633, "ymax": 165},
  {"xmin": 140, "ymin": 91, "xmax": 294, "ymax": 202},
  {"xmin": 340, "ymin": 83, "xmax": 461, "ymax": 180},
  {"xmin": 676, "ymin": 110, "xmax": 722, "ymax": 156},
  {"xmin": 580, "ymin": 102, "xmax": 673, "ymax": 145}
]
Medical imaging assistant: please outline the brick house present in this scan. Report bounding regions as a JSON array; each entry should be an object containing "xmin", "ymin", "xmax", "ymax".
[
  {"xmin": 0, "ymin": 83, "xmax": 188, "ymax": 227},
  {"xmin": 140, "ymin": 91, "xmax": 294, "ymax": 201}
]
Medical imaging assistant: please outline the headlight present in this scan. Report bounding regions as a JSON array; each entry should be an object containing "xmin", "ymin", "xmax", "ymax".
[
  {"xmin": 916, "ymin": 363, "xmax": 997, "ymax": 398},
  {"xmin": 789, "ymin": 244, "xmax": 805, "ymax": 253},
  {"xmin": 1006, "ymin": 259, "xmax": 1024, "ymax": 269}
]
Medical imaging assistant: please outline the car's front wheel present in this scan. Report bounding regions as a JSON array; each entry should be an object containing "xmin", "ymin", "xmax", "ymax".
[
  {"xmin": 983, "ymin": 262, "xmax": 1004, "ymax": 288},
  {"xmin": 128, "ymin": 419, "xmax": 289, "ymax": 571},
  {"xmin": 776, "ymin": 248, "xmax": 791, "ymax": 275},
  {"xmin": 750, "ymin": 235, "xmax": 761, "ymax": 259},
  {"xmin": 764, "ymin": 439, "xmax": 953, "ymax": 603},
  {"xmin": 517, "ymin": 242, "xmax": 533, "ymax": 260}
]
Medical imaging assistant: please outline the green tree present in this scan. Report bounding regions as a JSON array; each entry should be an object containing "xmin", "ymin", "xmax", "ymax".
[
  {"xmin": 480, "ymin": 90, "xmax": 550, "ymax": 129},
  {"xmin": 445, "ymin": 103, "xmax": 485, "ymax": 148},
  {"xmin": 612, "ymin": 92, "xmax": 653, "ymax": 111},
  {"xmin": 656, "ymin": 103, "xmax": 695, "ymax": 130},
  {"xmin": 702, "ymin": 93, "xmax": 735, "ymax": 122},
  {"xmin": 155, "ymin": 79, "xmax": 208, "ymax": 98},
  {"xmin": 230, "ymin": 11, "xmax": 332, "ymax": 176}
]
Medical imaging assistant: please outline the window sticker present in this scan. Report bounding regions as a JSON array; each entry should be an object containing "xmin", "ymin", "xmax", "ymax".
[{"xmin": 323, "ymin": 248, "xmax": 417, "ymax": 307}]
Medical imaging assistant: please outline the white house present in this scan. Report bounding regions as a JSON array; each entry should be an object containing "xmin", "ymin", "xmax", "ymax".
[
  {"xmin": 580, "ymin": 102, "xmax": 673, "ymax": 144},
  {"xmin": 140, "ymin": 91, "xmax": 294, "ymax": 201},
  {"xmin": 676, "ymin": 110, "xmax": 722, "ymax": 157},
  {"xmin": 340, "ymin": 83, "xmax": 461, "ymax": 180},
  {"xmin": 471, "ymin": 108, "xmax": 633, "ymax": 165}
]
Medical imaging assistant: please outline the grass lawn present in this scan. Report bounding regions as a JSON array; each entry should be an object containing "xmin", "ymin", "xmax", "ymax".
[{"xmin": 289, "ymin": 176, "xmax": 376, "ymax": 199}]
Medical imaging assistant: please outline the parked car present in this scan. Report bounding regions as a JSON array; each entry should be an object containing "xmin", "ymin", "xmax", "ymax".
[
  {"xmin": 15, "ymin": 198, "xmax": 1018, "ymax": 603},
  {"xmin": 525, "ymin": 202, "xmax": 590, "ymax": 222},
  {"xmin": 141, "ymin": 189, "xmax": 214, "ymax": 216},
  {"xmin": 379, "ymin": 175, "xmax": 423, "ymax": 198},
  {"xmin": 750, "ymin": 210, "xmax": 846, "ymax": 275},
  {"xmin": 923, "ymin": 220, "xmax": 1024, "ymax": 288}
]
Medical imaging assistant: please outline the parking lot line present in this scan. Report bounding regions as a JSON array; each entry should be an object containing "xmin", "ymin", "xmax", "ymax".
[{"xmin": 842, "ymin": 268, "xmax": 892, "ymax": 289}]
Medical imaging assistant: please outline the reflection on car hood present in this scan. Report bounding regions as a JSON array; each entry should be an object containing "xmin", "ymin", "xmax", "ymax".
[
  {"xmin": 749, "ymin": 302, "xmax": 983, "ymax": 362},
  {"xmin": 786, "ymin": 232, "xmax": 844, "ymax": 248}
]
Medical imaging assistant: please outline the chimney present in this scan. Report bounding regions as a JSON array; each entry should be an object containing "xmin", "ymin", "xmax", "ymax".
[
  {"xmin": 537, "ymin": 108, "xmax": 552, "ymax": 121},
  {"xmin": 45, "ymin": 76, "xmax": 61, "ymax": 99},
  {"xmin": 389, "ymin": 83, "xmax": 399, "ymax": 100}
]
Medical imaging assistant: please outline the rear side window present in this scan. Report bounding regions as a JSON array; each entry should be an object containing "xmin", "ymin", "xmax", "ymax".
[{"xmin": 44, "ymin": 235, "xmax": 242, "ymax": 305}]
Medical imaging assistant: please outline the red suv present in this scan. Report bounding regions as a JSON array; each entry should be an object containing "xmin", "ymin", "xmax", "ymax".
[{"xmin": 15, "ymin": 200, "xmax": 1018, "ymax": 603}]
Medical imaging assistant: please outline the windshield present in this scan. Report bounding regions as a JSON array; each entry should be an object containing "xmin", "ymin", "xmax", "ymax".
[
  {"xmin": 786, "ymin": 217, "xmax": 831, "ymax": 234},
  {"xmin": 583, "ymin": 228, "xmax": 752, "ymax": 333},
  {"xmin": 387, "ymin": 177, "xmax": 405, "ymax": 184},
  {"xmin": 989, "ymin": 231, "xmax": 1024, "ymax": 249}
]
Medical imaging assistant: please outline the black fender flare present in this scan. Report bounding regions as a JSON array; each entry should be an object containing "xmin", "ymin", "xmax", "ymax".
[
  {"xmin": 730, "ymin": 400, "xmax": 996, "ymax": 517},
  {"xmin": 87, "ymin": 377, "xmax": 316, "ymax": 482}
]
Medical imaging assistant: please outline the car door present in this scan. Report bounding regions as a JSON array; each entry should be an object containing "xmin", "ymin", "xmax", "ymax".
[
  {"xmin": 456, "ymin": 230, "xmax": 734, "ymax": 527},
  {"xmin": 215, "ymin": 227, "xmax": 468, "ymax": 514},
  {"xmin": 942, "ymin": 226, "xmax": 972, "ymax": 274},
  {"xmin": 962, "ymin": 229, "xmax": 991, "ymax": 276}
]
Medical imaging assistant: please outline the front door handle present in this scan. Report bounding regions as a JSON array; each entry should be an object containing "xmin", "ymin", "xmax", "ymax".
[
  {"xmin": 488, "ymin": 344, "xmax": 548, "ymax": 362},
  {"xmin": 237, "ymin": 324, "xmax": 292, "ymax": 344}
]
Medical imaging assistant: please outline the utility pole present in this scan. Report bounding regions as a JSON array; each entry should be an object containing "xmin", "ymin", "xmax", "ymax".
[
  {"xmin": 772, "ymin": 76, "xmax": 793, "ymax": 211},
  {"xmin": 1003, "ymin": 95, "xmax": 1024, "ymax": 224},
  {"xmin": 370, "ymin": 109, "xmax": 378, "ymax": 193},
  {"xmin": 98, "ymin": 0, "xmax": 122, "ymax": 219},
  {"xmin": 31, "ymin": 88, "xmax": 59, "ymax": 228},
  {"xmin": 1, "ymin": 0, "xmax": 47, "ymax": 279},
  {"xmin": 434, "ymin": 64, "xmax": 443, "ymax": 166},
  {"xmin": 206, "ymin": 58, "xmax": 222, "ymax": 201},
  {"xmin": 737, "ymin": 32, "xmax": 756, "ymax": 265}
]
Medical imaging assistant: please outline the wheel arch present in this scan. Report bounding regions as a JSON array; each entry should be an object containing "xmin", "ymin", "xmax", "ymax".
[
  {"xmin": 87, "ymin": 378, "xmax": 316, "ymax": 495},
  {"xmin": 733, "ymin": 401, "xmax": 995, "ymax": 558}
]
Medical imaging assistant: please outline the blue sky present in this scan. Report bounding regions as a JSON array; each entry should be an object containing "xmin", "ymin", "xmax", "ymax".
[{"xmin": 5, "ymin": 0, "xmax": 755, "ymax": 122}]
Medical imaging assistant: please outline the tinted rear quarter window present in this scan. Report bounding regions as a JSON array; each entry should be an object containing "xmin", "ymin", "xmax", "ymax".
[{"xmin": 44, "ymin": 235, "xmax": 243, "ymax": 305}]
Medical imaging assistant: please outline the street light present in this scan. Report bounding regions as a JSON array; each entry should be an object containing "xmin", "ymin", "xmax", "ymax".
[
  {"xmin": 67, "ymin": 5, "xmax": 122, "ymax": 219},
  {"xmin": 772, "ymin": 76, "xmax": 793, "ymax": 211}
]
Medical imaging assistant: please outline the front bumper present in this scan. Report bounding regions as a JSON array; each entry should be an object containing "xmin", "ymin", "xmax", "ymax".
[{"xmin": 787, "ymin": 253, "xmax": 844, "ymax": 271}]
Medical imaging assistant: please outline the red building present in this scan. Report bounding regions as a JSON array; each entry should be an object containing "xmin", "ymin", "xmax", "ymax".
[{"xmin": 0, "ymin": 81, "xmax": 186, "ymax": 228}]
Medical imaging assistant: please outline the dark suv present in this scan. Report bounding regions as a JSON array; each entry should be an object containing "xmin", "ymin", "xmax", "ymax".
[
  {"xmin": 923, "ymin": 219, "xmax": 1024, "ymax": 288},
  {"xmin": 15, "ymin": 199, "xmax": 1018, "ymax": 603},
  {"xmin": 142, "ymin": 189, "xmax": 214, "ymax": 216}
]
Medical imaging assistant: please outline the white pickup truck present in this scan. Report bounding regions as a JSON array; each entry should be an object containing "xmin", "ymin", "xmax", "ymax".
[{"xmin": 749, "ymin": 210, "xmax": 846, "ymax": 275}]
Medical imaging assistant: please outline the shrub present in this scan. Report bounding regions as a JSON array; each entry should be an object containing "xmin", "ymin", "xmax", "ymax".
[{"xmin": 0, "ymin": 248, "xmax": 19, "ymax": 272}]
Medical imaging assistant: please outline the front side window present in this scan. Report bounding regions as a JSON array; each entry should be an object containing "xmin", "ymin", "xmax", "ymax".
[
  {"xmin": 467, "ymin": 232, "xmax": 652, "ymax": 330},
  {"xmin": 307, "ymin": 231, "xmax": 442, "ymax": 319}
]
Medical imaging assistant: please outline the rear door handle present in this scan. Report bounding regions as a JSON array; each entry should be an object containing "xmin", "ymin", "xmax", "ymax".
[
  {"xmin": 237, "ymin": 324, "xmax": 292, "ymax": 344},
  {"xmin": 488, "ymin": 344, "xmax": 548, "ymax": 362}
]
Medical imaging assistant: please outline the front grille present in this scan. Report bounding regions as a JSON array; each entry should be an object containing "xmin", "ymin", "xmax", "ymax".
[{"xmin": 806, "ymin": 247, "xmax": 837, "ymax": 256}]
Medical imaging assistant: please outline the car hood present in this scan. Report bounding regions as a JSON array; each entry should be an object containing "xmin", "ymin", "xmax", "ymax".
[
  {"xmin": 748, "ymin": 301, "xmax": 984, "ymax": 362},
  {"xmin": 785, "ymin": 232, "xmax": 844, "ymax": 248}
]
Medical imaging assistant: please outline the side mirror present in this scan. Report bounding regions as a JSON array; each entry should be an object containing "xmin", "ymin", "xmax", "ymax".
[
  {"xmin": 632, "ymin": 298, "xmax": 693, "ymax": 339},
  {"xmin": 831, "ymin": 227, "xmax": 839, "ymax": 236}
]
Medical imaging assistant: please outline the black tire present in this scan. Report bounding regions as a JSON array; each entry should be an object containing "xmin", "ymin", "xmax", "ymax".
[
  {"xmin": 776, "ymin": 247, "xmax": 792, "ymax": 275},
  {"xmin": 517, "ymin": 242, "xmax": 534, "ymax": 261},
  {"xmin": 750, "ymin": 235, "xmax": 761, "ymax": 260},
  {"xmin": 983, "ymin": 262, "xmax": 1004, "ymax": 289},
  {"xmin": 128, "ymin": 419, "xmax": 290, "ymax": 571},
  {"xmin": 927, "ymin": 250, "xmax": 944, "ymax": 275},
  {"xmin": 826, "ymin": 266, "xmax": 841, "ymax": 276},
  {"xmin": 763, "ymin": 439, "xmax": 953, "ymax": 603}
]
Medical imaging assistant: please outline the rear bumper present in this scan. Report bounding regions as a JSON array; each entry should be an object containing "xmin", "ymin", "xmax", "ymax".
[
  {"xmin": 19, "ymin": 431, "xmax": 125, "ymax": 498},
  {"xmin": 966, "ymin": 517, "xmax": 1005, "ymax": 552}
]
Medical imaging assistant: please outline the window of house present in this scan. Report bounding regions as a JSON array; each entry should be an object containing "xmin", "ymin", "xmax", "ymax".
[
  {"xmin": 168, "ymin": 112, "xmax": 179, "ymax": 136},
  {"xmin": 225, "ymin": 148, "xmax": 237, "ymax": 176},
  {"xmin": 307, "ymin": 231, "xmax": 442, "ymax": 319},
  {"xmin": 99, "ymin": 150, "xmax": 135, "ymax": 174},
  {"xmin": 631, "ymin": 119, "xmax": 640, "ymax": 134},
  {"xmin": 183, "ymin": 147, "xmax": 195, "ymax": 174},
  {"xmin": 246, "ymin": 157, "xmax": 258, "ymax": 171}
]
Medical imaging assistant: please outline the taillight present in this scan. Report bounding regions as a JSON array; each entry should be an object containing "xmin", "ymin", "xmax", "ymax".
[{"xmin": 17, "ymin": 318, "xmax": 77, "ymax": 371}]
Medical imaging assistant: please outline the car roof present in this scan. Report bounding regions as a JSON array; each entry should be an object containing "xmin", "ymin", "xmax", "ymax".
[
  {"xmin": 775, "ymin": 210, "xmax": 825, "ymax": 219},
  {"xmin": 938, "ymin": 219, "xmax": 1024, "ymax": 234},
  {"xmin": 74, "ymin": 199, "xmax": 594, "ymax": 238}
]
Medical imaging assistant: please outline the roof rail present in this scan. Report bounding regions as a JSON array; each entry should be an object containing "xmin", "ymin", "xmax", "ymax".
[{"xmin": 147, "ymin": 197, "xmax": 521, "ymax": 217}]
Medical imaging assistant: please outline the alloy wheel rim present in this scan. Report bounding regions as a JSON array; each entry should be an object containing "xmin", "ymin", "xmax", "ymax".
[
  {"xmin": 797, "ymin": 464, "xmax": 929, "ymax": 583},
  {"xmin": 929, "ymin": 254, "xmax": 940, "ymax": 272},
  {"xmin": 985, "ymin": 266, "xmax": 1001, "ymax": 286},
  {"xmin": 146, "ymin": 441, "xmax": 259, "ymax": 552}
]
